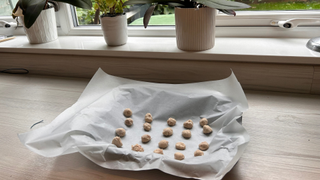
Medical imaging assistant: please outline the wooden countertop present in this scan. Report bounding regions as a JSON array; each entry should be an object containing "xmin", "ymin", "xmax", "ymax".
[{"xmin": 1, "ymin": 74, "xmax": 319, "ymax": 180}]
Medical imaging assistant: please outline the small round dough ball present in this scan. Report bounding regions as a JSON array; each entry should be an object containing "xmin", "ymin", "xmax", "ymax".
[
  {"xmin": 183, "ymin": 119, "xmax": 193, "ymax": 129},
  {"xmin": 182, "ymin": 130, "xmax": 191, "ymax": 139},
  {"xmin": 199, "ymin": 118, "xmax": 208, "ymax": 127},
  {"xmin": 143, "ymin": 123, "xmax": 151, "ymax": 131},
  {"xmin": 167, "ymin": 118, "xmax": 176, "ymax": 126},
  {"xmin": 154, "ymin": 148, "xmax": 164, "ymax": 155},
  {"xmin": 203, "ymin": 125, "xmax": 213, "ymax": 134},
  {"xmin": 123, "ymin": 108, "xmax": 132, "ymax": 117},
  {"xmin": 163, "ymin": 127, "xmax": 173, "ymax": 137},
  {"xmin": 112, "ymin": 136, "xmax": 123, "ymax": 147},
  {"xmin": 141, "ymin": 134, "xmax": 151, "ymax": 143},
  {"xmin": 174, "ymin": 152, "xmax": 185, "ymax": 160},
  {"xmin": 144, "ymin": 113, "xmax": 153, "ymax": 123},
  {"xmin": 199, "ymin": 141, "xmax": 209, "ymax": 151},
  {"xmin": 194, "ymin": 149, "xmax": 204, "ymax": 157},
  {"xmin": 115, "ymin": 128, "xmax": 126, "ymax": 137},
  {"xmin": 125, "ymin": 118, "xmax": 133, "ymax": 127},
  {"xmin": 175, "ymin": 142, "xmax": 186, "ymax": 150},
  {"xmin": 158, "ymin": 140, "xmax": 169, "ymax": 149},
  {"xmin": 132, "ymin": 144, "xmax": 144, "ymax": 152}
]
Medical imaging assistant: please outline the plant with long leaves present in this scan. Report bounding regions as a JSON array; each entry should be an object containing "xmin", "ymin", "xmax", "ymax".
[
  {"xmin": 123, "ymin": 0, "xmax": 250, "ymax": 28},
  {"xmin": 12, "ymin": 0, "xmax": 92, "ymax": 29}
]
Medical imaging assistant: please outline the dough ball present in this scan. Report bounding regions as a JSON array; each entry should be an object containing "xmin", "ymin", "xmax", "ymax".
[
  {"xmin": 203, "ymin": 125, "xmax": 213, "ymax": 134},
  {"xmin": 141, "ymin": 134, "xmax": 151, "ymax": 143},
  {"xmin": 145, "ymin": 113, "xmax": 153, "ymax": 123},
  {"xmin": 194, "ymin": 149, "xmax": 204, "ymax": 157},
  {"xmin": 163, "ymin": 127, "xmax": 173, "ymax": 137},
  {"xmin": 131, "ymin": 144, "xmax": 144, "ymax": 152},
  {"xmin": 158, "ymin": 140, "xmax": 169, "ymax": 149},
  {"xmin": 199, "ymin": 141, "xmax": 209, "ymax": 151},
  {"xmin": 174, "ymin": 152, "xmax": 185, "ymax": 160},
  {"xmin": 125, "ymin": 118, "xmax": 133, "ymax": 127},
  {"xmin": 115, "ymin": 128, "xmax": 126, "ymax": 137},
  {"xmin": 182, "ymin": 130, "xmax": 191, "ymax": 139},
  {"xmin": 199, "ymin": 118, "xmax": 208, "ymax": 127},
  {"xmin": 143, "ymin": 123, "xmax": 151, "ymax": 131},
  {"xmin": 175, "ymin": 142, "xmax": 186, "ymax": 150},
  {"xmin": 183, "ymin": 119, "xmax": 193, "ymax": 129},
  {"xmin": 123, "ymin": 108, "xmax": 132, "ymax": 117},
  {"xmin": 112, "ymin": 136, "xmax": 123, "ymax": 147},
  {"xmin": 153, "ymin": 148, "xmax": 164, "ymax": 155},
  {"xmin": 167, "ymin": 118, "xmax": 176, "ymax": 126}
]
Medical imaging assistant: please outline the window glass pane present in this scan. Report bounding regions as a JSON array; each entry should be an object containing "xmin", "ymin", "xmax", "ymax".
[
  {"xmin": 238, "ymin": 0, "xmax": 320, "ymax": 11},
  {"xmin": 0, "ymin": 0, "xmax": 18, "ymax": 16},
  {"xmin": 76, "ymin": 0, "xmax": 320, "ymax": 26},
  {"xmin": 129, "ymin": 5, "xmax": 175, "ymax": 26}
]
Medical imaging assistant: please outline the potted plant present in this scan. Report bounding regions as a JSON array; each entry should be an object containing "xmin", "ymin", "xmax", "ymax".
[
  {"xmin": 12, "ymin": 0, "xmax": 92, "ymax": 44},
  {"xmin": 96, "ymin": 0, "xmax": 128, "ymax": 46},
  {"xmin": 124, "ymin": 0, "xmax": 250, "ymax": 51}
]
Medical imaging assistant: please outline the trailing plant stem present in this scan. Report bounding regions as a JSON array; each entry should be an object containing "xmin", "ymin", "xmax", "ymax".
[{"xmin": 44, "ymin": 0, "xmax": 49, "ymax": 10}]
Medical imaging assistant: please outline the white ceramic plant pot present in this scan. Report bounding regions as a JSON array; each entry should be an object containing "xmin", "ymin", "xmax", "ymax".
[
  {"xmin": 20, "ymin": 8, "xmax": 58, "ymax": 44},
  {"xmin": 175, "ymin": 7, "xmax": 217, "ymax": 51},
  {"xmin": 100, "ymin": 14, "xmax": 127, "ymax": 46}
]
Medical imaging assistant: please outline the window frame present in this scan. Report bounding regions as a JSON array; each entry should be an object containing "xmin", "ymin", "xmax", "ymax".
[
  {"xmin": 1, "ymin": 2, "xmax": 320, "ymax": 38},
  {"xmin": 61, "ymin": 3, "xmax": 320, "ymax": 38}
]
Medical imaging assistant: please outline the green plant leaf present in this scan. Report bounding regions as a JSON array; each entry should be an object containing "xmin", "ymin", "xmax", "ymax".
[
  {"xmin": 218, "ymin": 9, "xmax": 236, "ymax": 16},
  {"xmin": 23, "ymin": 0, "xmax": 47, "ymax": 28},
  {"xmin": 54, "ymin": 0, "xmax": 92, "ymax": 9},
  {"xmin": 12, "ymin": 1, "xmax": 21, "ymax": 19},
  {"xmin": 167, "ymin": 2, "xmax": 185, "ymax": 7},
  {"xmin": 197, "ymin": 0, "xmax": 250, "ymax": 10},
  {"xmin": 143, "ymin": 4, "xmax": 156, "ymax": 28},
  {"xmin": 124, "ymin": 0, "xmax": 181, "ymax": 6},
  {"xmin": 21, "ymin": 0, "xmax": 45, "ymax": 10}
]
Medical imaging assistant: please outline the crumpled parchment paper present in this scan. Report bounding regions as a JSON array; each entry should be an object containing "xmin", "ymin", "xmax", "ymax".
[{"xmin": 19, "ymin": 68, "xmax": 249, "ymax": 180}]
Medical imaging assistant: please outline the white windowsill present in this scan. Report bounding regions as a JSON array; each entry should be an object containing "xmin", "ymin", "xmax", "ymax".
[{"xmin": 0, "ymin": 36, "xmax": 320, "ymax": 65}]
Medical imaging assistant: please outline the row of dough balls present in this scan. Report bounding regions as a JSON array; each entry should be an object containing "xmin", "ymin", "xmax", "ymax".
[
  {"xmin": 123, "ymin": 108, "xmax": 213, "ymax": 135},
  {"xmin": 164, "ymin": 118, "xmax": 213, "ymax": 138},
  {"xmin": 156, "ymin": 140, "xmax": 209, "ymax": 160},
  {"xmin": 112, "ymin": 136, "xmax": 209, "ymax": 160}
]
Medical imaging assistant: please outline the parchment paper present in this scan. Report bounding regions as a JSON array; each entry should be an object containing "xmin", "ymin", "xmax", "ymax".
[{"xmin": 19, "ymin": 68, "xmax": 250, "ymax": 180}]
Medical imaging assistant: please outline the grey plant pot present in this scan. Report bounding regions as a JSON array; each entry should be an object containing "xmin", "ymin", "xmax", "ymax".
[
  {"xmin": 100, "ymin": 14, "xmax": 128, "ymax": 46},
  {"xmin": 175, "ymin": 7, "xmax": 217, "ymax": 51},
  {"xmin": 20, "ymin": 8, "xmax": 58, "ymax": 44}
]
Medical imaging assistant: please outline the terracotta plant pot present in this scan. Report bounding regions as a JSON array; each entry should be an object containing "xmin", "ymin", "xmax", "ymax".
[
  {"xmin": 175, "ymin": 7, "xmax": 217, "ymax": 51},
  {"xmin": 100, "ymin": 14, "xmax": 128, "ymax": 46},
  {"xmin": 20, "ymin": 8, "xmax": 58, "ymax": 44}
]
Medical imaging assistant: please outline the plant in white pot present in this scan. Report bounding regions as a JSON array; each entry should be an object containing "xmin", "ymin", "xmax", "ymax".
[
  {"xmin": 12, "ymin": 0, "xmax": 92, "ymax": 44},
  {"xmin": 96, "ymin": 0, "xmax": 128, "ymax": 46},
  {"xmin": 124, "ymin": 0, "xmax": 250, "ymax": 51}
]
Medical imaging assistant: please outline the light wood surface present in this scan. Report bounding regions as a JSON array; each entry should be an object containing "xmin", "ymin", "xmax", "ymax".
[
  {"xmin": 0, "ymin": 52, "xmax": 318, "ymax": 94},
  {"xmin": 0, "ymin": 74, "xmax": 320, "ymax": 180},
  {"xmin": 311, "ymin": 66, "xmax": 320, "ymax": 94}
]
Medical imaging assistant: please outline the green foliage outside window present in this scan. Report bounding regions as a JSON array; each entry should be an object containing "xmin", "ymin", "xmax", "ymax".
[{"xmin": 76, "ymin": 3, "xmax": 97, "ymax": 25}]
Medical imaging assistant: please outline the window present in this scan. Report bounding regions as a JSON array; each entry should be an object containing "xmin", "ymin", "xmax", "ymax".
[
  {"xmin": 0, "ymin": 0, "xmax": 17, "ymax": 16},
  {"xmin": 1, "ymin": 0, "xmax": 320, "ymax": 38},
  {"xmin": 0, "ymin": 0, "xmax": 19, "ymax": 23},
  {"xmin": 68, "ymin": 0, "xmax": 320, "ymax": 37},
  {"xmin": 75, "ymin": 0, "xmax": 320, "ymax": 26},
  {"xmin": 0, "ymin": 0, "xmax": 22, "ymax": 35},
  {"xmin": 0, "ymin": 0, "xmax": 62, "ymax": 35}
]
